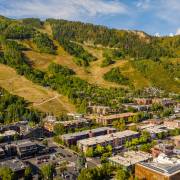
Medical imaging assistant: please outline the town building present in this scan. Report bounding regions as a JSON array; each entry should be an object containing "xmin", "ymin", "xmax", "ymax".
[
  {"xmin": 58, "ymin": 119, "xmax": 92, "ymax": 129},
  {"xmin": 78, "ymin": 130, "xmax": 139, "ymax": 152},
  {"xmin": 164, "ymin": 120, "xmax": 180, "ymax": 129},
  {"xmin": 0, "ymin": 130, "xmax": 18, "ymax": 142},
  {"xmin": 135, "ymin": 98, "xmax": 152, "ymax": 105},
  {"xmin": 0, "ymin": 147, "xmax": 5, "ymax": 158},
  {"xmin": 15, "ymin": 140, "xmax": 39, "ymax": 158},
  {"xmin": 87, "ymin": 105, "xmax": 112, "ymax": 115},
  {"xmin": 135, "ymin": 153, "xmax": 180, "ymax": 180},
  {"xmin": 22, "ymin": 126, "xmax": 44, "ymax": 139},
  {"xmin": 96, "ymin": 112, "xmax": 137, "ymax": 125},
  {"xmin": 151, "ymin": 143, "xmax": 174, "ymax": 157},
  {"xmin": 123, "ymin": 103, "xmax": 150, "ymax": 111},
  {"xmin": 152, "ymin": 98, "xmax": 174, "ymax": 107},
  {"xmin": 43, "ymin": 115, "xmax": 57, "ymax": 132},
  {"xmin": 61, "ymin": 127, "xmax": 116, "ymax": 146},
  {"xmin": 141, "ymin": 125, "xmax": 168, "ymax": 138},
  {"xmin": 0, "ymin": 121, "xmax": 43, "ymax": 140},
  {"xmin": 67, "ymin": 113, "xmax": 83, "ymax": 119},
  {"xmin": 174, "ymin": 103, "xmax": 180, "ymax": 114},
  {"xmin": 109, "ymin": 151, "xmax": 152, "ymax": 169},
  {"xmin": 43, "ymin": 115, "xmax": 92, "ymax": 133},
  {"xmin": 146, "ymin": 119, "xmax": 163, "ymax": 125},
  {"xmin": 0, "ymin": 159, "xmax": 28, "ymax": 178},
  {"xmin": 173, "ymin": 135, "xmax": 180, "ymax": 147}
]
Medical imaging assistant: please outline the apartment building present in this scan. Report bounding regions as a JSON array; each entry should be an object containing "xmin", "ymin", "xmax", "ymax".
[
  {"xmin": 164, "ymin": 120, "xmax": 180, "ymax": 129},
  {"xmin": 43, "ymin": 115, "xmax": 92, "ymax": 132},
  {"xmin": 135, "ymin": 98, "xmax": 152, "ymax": 105},
  {"xmin": 151, "ymin": 143, "xmax": 174, "ymax": 157},
  {"xmin": 109, "ymin": 151, "xmax": 152, "ymax": 169},
  {"xmin": 0, "ymin": 130, "xmax": 17, "ymax": 142},
  {"xmin": 96, "ymin": 112, "xmax": 137, "ymax": 125},
  {"xmin": 16, "ymin": 140, "xmax": 39, "ymax": 158},
  {"xmin": 173, "ymin": 135, "xmax": 180, "ymax": 147},
  {"xmin": 78, "ymin": 130, "xmax": 139, "ymax": 152},
  {"xmin": 61, "ymin": 127, "xmax": 116, "ymax": 146},
  {"xmin": 0, "ymin": 159, "xmax": 28, "ymax": 178}
]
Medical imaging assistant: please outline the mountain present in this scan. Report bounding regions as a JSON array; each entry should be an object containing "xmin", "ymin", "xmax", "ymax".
[{"xmin": 0, "ymin": 16, "xmax": 179, "ymax": 114}]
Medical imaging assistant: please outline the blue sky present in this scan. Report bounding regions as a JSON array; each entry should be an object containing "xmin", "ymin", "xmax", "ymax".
[{"xmin": 1, "ymin": 0, "xmax": 180, "ymax": 36}]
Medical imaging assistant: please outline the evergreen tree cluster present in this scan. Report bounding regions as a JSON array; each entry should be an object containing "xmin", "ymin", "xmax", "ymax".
[
  {"xmin": 0, "ymin": 87, "xmax": 41, "ymax": 124},
  {"xmin": 47, "ymin": 19, "xmax": 174, "ymax": 60},
  {"xmin": 103, "ymin": 67, "xmax": 129, "ymax": 85},
  {"xmin": 59, "ymin": 37, "xmax": 97, "ymax": 66},
  {"xmin": 33, "ymin": 32, "xmax": 56, "ymax": 54},
  {"xmin": 0, "ymin": 37, "xmax": 127, "ymax": 113}
]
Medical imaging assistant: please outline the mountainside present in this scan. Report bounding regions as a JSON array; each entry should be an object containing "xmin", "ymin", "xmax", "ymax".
[{"xmin": 0, "ymin": 16, "xmax": 179, "ymax": 114}]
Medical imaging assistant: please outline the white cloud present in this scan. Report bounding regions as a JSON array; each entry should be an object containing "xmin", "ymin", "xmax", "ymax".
[
  {"xmin": 0, "ymin": 0, "xmax": 128, "ymax": 20},
  {"xmin": 136, "ymin": 0, "xmax": 151, "ymax": 10},
  {"xmin": 155, "ymin": 0, "xmax": 180, "ymax": 24},
  {"xmin": 169, "ymin": 33, "xmax": 174, "ymax": 37},
  {"xmin": 176, "ymin": 28, "xmax": 180, "ymax": 35},
  {"xmin": 155, "ymin": 32, "xmax": 160, "ymax": 37}
]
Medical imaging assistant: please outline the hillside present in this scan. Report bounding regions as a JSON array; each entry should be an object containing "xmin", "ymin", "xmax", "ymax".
[
  {"xmin": 0, "ymin": 16, "xmax": 179, "ymax": 114},
  {"xmin": 0, "ymin": 64, "xmax": 75, "ymax": 115}
]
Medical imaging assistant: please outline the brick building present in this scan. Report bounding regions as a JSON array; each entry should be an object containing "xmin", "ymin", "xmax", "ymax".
[
  {"xmin": 96, "ymin": 112, "xmax": 137, "ymax": 125},
  {"xmin": 151, "ymin": 143, "xmax": 174, "ymax": 158},
  {"xmin": 135, "ymin": 98, "xmax": 152, "ymax": 105},
  {"xmin": 61, "ymin": 127, "xmax": 116, "ymax": 146},
  {"xmin": 78, "ymin": 130, "xmax": 139, "ymax": 152},
  {"xmin": 135, "ymin": 154, "xmax": 180, "ymax": 180}
]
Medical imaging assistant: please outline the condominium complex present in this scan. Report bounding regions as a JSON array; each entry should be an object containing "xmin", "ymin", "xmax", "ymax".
[
  {"xmin": 96, "ymin": 112, "xmax": 137, "ymax": 125},
  {"xmin": 0, "ymin": 159, "xmax": 28, "ymax": 178},
  {"xmin": 109, "ymin": 151, "xmax": 152, "ymax": 169},
  {"xmin": 151, "ymin": 143, "xmax": 174, "ymax": 157},
  {"xmin": 135, "ymin": 98, "xmax": 152, "ymax": 105},
  {"xmin": 78, "ymin": 130, "xmax": 139, "ymax": 152},
  {"xmin": 61, "ymin": 127, "xmax": 116, "ymax": 145},
  {"xmin": 164, "ymin": 120, "xmax": 180, "ymax": 129},
  {"xmin": 43, "ymin": 115, "xmax": 92, "ymax": 132}
]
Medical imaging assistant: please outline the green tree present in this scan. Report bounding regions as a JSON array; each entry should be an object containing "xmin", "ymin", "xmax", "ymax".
[
  {"xmin": 106, "ymin": 144, "xmax": 113, "ymax": 152},
  {"xmin": 86, "ymin": 147, "xmax": 94, "ymax": 157},
  {"xmin": 0, "ymin": 167, "xmax": 15, "ymax": 180},
  {"xmin": 100, "ymin": 152, "xmax": 111, "ymax": 163},
  {"xmin": 131, "ymin": 138, "xmax": 139, "ymax": 146},
  {"xmin": 115, "ymin": 169, "xmax": 128, "ymax": 180},
  {"xmin": 95, "ymin": 144, "xmax": 105, "ymax": 155},
  {"xmin": 24, "ymin": 167, "xmax": 32, "ymax": 180},
  {"xmin": 54, "ymin": 123, "xmax": 66, "ymax": 135},
  {"xmin": 40, "ymin": 164, "xmax": 55, "ymax": 180},
  {"xmin": 77, "ymin": 154, "xmax": 86, "ymax": 172},
  {"xmin": 139, "ymin": 144, "xmax": 151, "ymax": 152}
]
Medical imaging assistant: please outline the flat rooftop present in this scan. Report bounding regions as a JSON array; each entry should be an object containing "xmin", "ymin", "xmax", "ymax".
[
  {"xmin": 98, "ymin": 113, "xmax": 136, "ymax": 120},
  {"xmin": 138, "ymin": 162, "xmax": 180, "ymax": 175},
  {"xmin": 144, "ymin": 125, "xmax": 168, "ymax": 134},
  {"xmin": 173, "ymin": 135, "xmax": 180, "ymax": 140},
  {"xmin": 109, "ymin": 151, "xmax": 152, "ymax": 167},
  {"xmin": 138, "ymin": 154, "xmax": 180, "ymax": 175},
  {"xmin": 61, "ymin": 127, "xmax": 116, "ymax": 140},
  {"xmin": 78, "ymin": 130, "xmax": 139, "ymax": 146},
  {"xmin": 0, "ymin": 159, "xmax": 27, "ymax": 172},
  {"xmin": 59, "ymin": 118, "xmax": 91, "ymax": 125},
  {"xmin": 0, "ymin": 130, "xmax": 17, "ymax": 137},
  {"xmin": 14, "ymin": 140, "xmax": 37, "ymax": 148}
]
